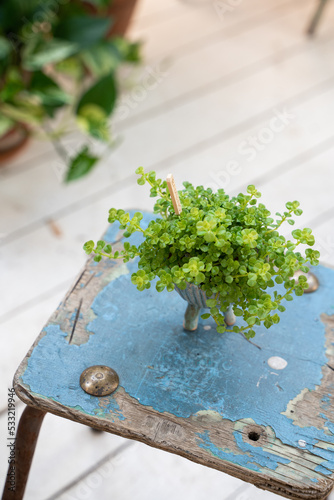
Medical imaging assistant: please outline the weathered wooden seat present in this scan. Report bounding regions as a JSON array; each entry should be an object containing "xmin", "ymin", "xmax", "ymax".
[{"xmin": 2, "ymin": 212, "xmax": 334, "ymax": 500}]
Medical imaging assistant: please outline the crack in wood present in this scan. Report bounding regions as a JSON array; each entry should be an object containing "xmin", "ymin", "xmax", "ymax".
[
  {"xmin": 64, "ymin": 270, "xmax": 86, "ymax": 305},
  {"xmin": 69, "ymin": 298, "xmax": 83, "ymax": 344},
  {"xmin": 84, "ymin": 272, "xmax": 95, "ymax": 288}
]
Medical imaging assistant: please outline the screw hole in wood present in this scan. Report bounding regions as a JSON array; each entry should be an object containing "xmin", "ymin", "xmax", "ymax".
[{"xmin": 248, "ymin": 431, "xmax": 260, "ymax": 441}]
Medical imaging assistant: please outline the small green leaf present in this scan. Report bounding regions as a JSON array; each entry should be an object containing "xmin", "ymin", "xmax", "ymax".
[
  {"xmin": 204, "ymin": 231, "xmax": 216, "ymax": 243},
  {"xmin": 81, "ymin": 41, "xmax": 120, "ymax": 77},
  {"xmin": 77, "ymin": 73, "xmax": 117, "ymax": 117},
  {"xmin": 206, "ymin": 299, "xmax": 216, "ymax": 308},
  {"xmin": 83, "ymin": 240, "xmax": 95, "ymax": 254},
  {"xmin": 195, "ymin": 272, "xmax": 205, "ymax": 283},
  {"xmin": 233, "ymin": 308, "xmax": 243, "ymax": 317},
  {"xmin": 66, "ymin": 146, "xmax": 99, "ymax": 182},
  {"xmin": 245, "ymin": 329, "xmax": 256, "ymax": 339},
  {"xmin": 54, "ymin": 15, "xmax": 112, "ymax": 49},
  {"xmin": 246, "ymin": 316, "xmax": 256, "ymax": 326},
  {"xmin": 156, "ymin": 282, "xmax": 165, "ymax": 292},
  {"xmin": 29, "ymin": 71, "xmax": 71, "ymax": 112},
  {"xmin": 134, "ymin": 212, "xmax": 143, "ymax": 221},
  {"xmin": 272, "ymin": 314, "xmax": 280, "ymax": 324},
  {"xmin": 23, "ymin": 39, "xmax": 79, "ymax": 70},
  {"xmin": 77, "ymin": 104, "xmax": 109, "ymax": 141}
]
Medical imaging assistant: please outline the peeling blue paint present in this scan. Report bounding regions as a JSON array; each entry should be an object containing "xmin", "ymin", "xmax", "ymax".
[
  {"xmin": 319, "ymin": 413, "xmax": 334, "ymax": 435},
  {"xmin": 315, "ymin": 464, "xmax": 332, "ymax": 475},
  {"xmin": 233, "ymin": 431, "xmax": 289, "ymax": 470},
  {"xmin": 321, "ymin": 395, "xmax": 331, "ymax": 415},
  {"xmin": 197, "ymin": 430, "xmax": 261, "ymax": 471},
  {"xmin": 311, "ymin": 442, "xmax": 334, "ymax": 464}
]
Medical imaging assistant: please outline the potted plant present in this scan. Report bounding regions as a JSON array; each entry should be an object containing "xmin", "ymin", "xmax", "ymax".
[
  {"xmin": 0, "ymin": 0, "xmax": 141, "ymax": 180},
  {"xmin": 83, "ymin": 168, "xmax": 320, "ymax": 339}
]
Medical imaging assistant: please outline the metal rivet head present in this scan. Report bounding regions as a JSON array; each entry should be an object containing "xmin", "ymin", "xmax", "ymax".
[
  {"xmin": 294, "ymin": 270, "xmax": 319, "ymax": 293},
  {"xmin": 80, "ymin": 365, "xmax": 119, "ymax": 396}
]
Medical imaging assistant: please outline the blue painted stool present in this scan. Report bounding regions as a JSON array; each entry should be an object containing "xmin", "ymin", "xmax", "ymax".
[{"xmin": 2, "ymin": 212, "xmax": 334, "ymax": 500}]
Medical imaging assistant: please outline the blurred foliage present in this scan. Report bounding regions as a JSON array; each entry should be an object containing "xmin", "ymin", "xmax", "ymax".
[{"xmin": 0, "ymin": 0, "xmax": 141, "ymax": 180}]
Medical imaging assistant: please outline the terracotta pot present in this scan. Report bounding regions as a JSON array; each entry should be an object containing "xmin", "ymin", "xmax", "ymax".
[
  {"xmin": 83, "ymin": 0, "xmax": 139, "ymax": 37},
  {"xmin": 174, "ymin": 283, "xmax": 236, "ymax": 332},
  {"xmin": 0, "ymin": 125, "xmax": 30, "ymax": 164},
  {"xmin": 107, "ymin": 0, "xmax": 139, "ymax": 37}
]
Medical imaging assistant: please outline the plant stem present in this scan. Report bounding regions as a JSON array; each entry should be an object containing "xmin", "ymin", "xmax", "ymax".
[{"xmin": 265, "ymin": 210, "xmax": 294, "ymax": 234}]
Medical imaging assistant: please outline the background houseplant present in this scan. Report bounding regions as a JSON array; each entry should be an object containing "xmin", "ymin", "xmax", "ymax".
[
  {"xmin": 84, "ymin": 168, "xmax": 320, "ymax": 339},
  {"xmin": 0, "ymin": 0, "xmax": 140, "ymax": 180}
]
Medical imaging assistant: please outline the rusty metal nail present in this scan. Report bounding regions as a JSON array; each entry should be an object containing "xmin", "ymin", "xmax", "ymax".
[
  {"xmin": 80, "ymin": 365, "xmax": 119, "ymax": 396},
  {"xmin": 294, "ymin": 270, "xmax": 319, "ymax": 293}
]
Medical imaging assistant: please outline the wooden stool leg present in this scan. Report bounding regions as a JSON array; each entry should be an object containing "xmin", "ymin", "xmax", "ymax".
[
  {"xmin": 307, "ymin": 0, "xmax": 330, "ymax": 35},
  {"xmin": 2, "ymin": 406, "xmax": 46, "ymax": 500}
]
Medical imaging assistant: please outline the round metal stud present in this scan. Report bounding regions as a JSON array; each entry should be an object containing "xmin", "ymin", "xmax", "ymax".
[
  {"xmin": 294, "ymin": 270, "xmax": 319, "ymax": 293},
  {"xmin": 80, "ymin": 365, "xmax": 119, "ymax": 396}
]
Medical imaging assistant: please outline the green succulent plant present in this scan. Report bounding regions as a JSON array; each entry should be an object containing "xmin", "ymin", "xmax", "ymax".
[
  {"xmin": 0, "ymin": 0, "xmax": 141, "ymax": 180},
  {"xmin": 84, "ymin": 168, "xmax": 320, "ymax": 339}
]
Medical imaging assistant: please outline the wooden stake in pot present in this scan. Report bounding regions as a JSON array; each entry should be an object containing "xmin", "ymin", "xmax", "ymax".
[{"xmin": 166, "ymin": 174, "xmax": 182, "ymax": 215}]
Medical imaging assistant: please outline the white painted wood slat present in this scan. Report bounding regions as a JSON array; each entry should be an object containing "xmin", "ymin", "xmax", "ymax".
[{"xmin": 1, "ymin": 31, "xmax": 334, "ymax": 240}]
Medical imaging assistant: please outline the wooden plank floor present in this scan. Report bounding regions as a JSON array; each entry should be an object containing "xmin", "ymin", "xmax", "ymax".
[{"xmin": 1, "ymin": 0, "xmax": 334, "ymax": 498}]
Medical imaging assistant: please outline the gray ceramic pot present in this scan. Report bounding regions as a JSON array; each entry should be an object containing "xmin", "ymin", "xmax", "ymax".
[{"xmin": 174, "ymin": 282, "xmax": 236, "ymax": 331}]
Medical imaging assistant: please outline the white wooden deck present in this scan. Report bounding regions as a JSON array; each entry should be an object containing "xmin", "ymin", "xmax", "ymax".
[{"xmin": 1, "ymin": 0, "xmax": 334, "ymax": 498}]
